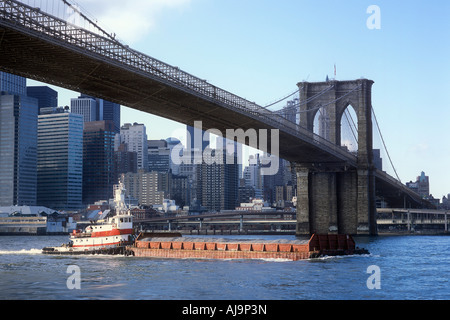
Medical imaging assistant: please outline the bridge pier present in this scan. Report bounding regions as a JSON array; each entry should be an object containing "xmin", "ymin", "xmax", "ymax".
[
  {"xmin": 295, "ymin": 164, "xmax": 377, "ymax": 236},
  {"xmin": 295, "ymin": 78, "xmax": 377, "ymax": 236}
]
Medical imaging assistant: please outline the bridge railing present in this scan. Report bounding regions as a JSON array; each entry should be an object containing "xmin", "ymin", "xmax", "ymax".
[{"xmin": 0, "ymin": 0, "xmax": 356, "ymax": 163}]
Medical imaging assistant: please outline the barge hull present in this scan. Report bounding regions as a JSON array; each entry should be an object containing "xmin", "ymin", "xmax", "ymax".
[{"xmin": 127, "ymin": 233, "xmax": 368, "ymax": 261}]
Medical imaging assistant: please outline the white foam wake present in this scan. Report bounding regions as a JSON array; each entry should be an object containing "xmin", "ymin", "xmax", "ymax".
[{"xmin": 0, "ymin": 248, "xmax": 42, "ymax": 255}]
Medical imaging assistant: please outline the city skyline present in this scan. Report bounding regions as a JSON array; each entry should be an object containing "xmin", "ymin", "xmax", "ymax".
[{"xmin": 26, "ymin": 0, "xmax": 450, "ymax": 198}]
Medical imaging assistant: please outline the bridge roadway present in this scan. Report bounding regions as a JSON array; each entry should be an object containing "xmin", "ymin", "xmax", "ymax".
[
  {"xmin": 135, "ymin": 210, "xmax": 294, "ymax": 223},
  {"xmin": 0, "ymin": 0, "xmax": 430, "ymax": 208},
  {"xmin": 137, "ymin": 208, "xmax": 449, "ymax": 224},
  {"xmin": 137, "ymin": 208, "xmax": 450, "ymax": 234}
]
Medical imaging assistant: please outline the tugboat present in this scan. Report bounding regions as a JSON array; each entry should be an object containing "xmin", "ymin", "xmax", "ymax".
[{"xmin": 42, "ymin": 183, "xmax": 135, "ymax": 255}]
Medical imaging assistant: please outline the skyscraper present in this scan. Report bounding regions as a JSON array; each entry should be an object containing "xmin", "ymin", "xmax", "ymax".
[
  {"xmin": 118, "ymin": 123, "xmax": 148, "ymax": 171},
  {"xmin": 71, "ymin": 95, "xmax": 97, "ymax": 122},
  {"xmin": 26, "ymin": 86, "xmax": 58, "ymax": 114},
  {"xmin": 120, "ymin": 170, "xmax": 165, "ymax": 207},
  {"xmin": 243, "ymin": 154, "xmax": 263, "ymax": 199},
  {"xmin": 0, "ymin": 71, "xmax": 26, "ymax": 95},
  {"xmin": 406, "ymin": 171, "xmax": 430, "ymax": 198},
  {"xmin": 83, "ymin": 121, "xmax": 116, "ymax": 204},
  {"xmin": 103, "ymin": 100, "xmax": 121, "ymax": 134},
  {"xmin": 148, "ymin": 140, "xmax": 170, "ymax": 173},
  {"xmin": 37, "ymin": 108, "xmax": 83, "ymax": 210},
  {"xmin": 186, "ymin": 124, "xmax": 210, "ymax": 153},
  {"xmin": 0, "ymin": 91, "xmax": 38, "ymax": 206},
  {"xmin": 71, "ymin": 94, "xmax": 120, "ymax": 133},
  {"xmin": 201, "ymin": 148, "xmax": 239, "ymax": 211}
]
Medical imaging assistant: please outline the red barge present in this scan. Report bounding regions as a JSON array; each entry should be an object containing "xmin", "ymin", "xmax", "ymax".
[{"xmin": 126, "ymin": 233, "xmax": 368, "ymax": 261}]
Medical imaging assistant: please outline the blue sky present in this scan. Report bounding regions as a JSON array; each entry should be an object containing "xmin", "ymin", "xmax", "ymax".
[{"xmin": 29, "ymin": 0, "xmax": 450, "ymax": 198}]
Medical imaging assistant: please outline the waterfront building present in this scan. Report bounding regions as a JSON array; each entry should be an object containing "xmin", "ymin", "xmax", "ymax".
[
  {"xmin": 0, "ymin": 77, "xmax": 38, "ymax": 206},
  {"xmin": 83, "ymin": 121, "xmax": 116, "ymax": 205},
  {"xmin": 37, "ymin": 108, "xmax": 83, "ymax": 210}
]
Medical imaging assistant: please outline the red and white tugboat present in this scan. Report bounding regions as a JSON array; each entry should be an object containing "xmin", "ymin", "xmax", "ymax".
[{"xmin": 42, "ymin": 183, "xmax": 135, "ymax": 255}]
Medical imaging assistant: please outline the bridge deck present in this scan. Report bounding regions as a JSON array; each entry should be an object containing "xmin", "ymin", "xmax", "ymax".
[{"xmin": 0, "ymin": 0, "xmax": 433, "ymax": 209}]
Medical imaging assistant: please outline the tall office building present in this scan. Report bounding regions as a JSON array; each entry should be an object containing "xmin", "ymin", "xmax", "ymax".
[
  {"xmin": 243, "ymin": 154, "xmax": 263, "ymax": 199},
  {"xmin": 117, "ymin": 123, "xmax": 148, "ymax": 171},
  {"xmin": 103, "ymin": 100, "xmax": 121, "ymax": 134},
  {"xmin": 114, "ymin": 142, "xmax": 138, "ymax": 177},
  {"xmin": 120, "ymin": 170, "xmax": 165, "ymax": 207},
  {"xmin": 71, "ymin": 94, "xmax": 120, "ymax": 133},
  {"xmin": 406, "ymin": 171, "xmax": 430, "ymax": 198},
  {"xmin": 71, "ymin": 95, "xmax": 97, "ymax": 122},
  {"xmin": 201, "ymin": 148, "xmax": 239, "ymax": 211},
  {"xmin": 0, "ymin": 73, "xmax": 38, "ymax": 206},
  {"xmin": 83, "ymin": 121, "xmax": 116, "ymax": 204},
  {"xmin": 37, "ymin": 108, "xmax": 83, "ymax": 210},
  {"xmin": 282, "ymin": 98, "xmax": 298, "ymax": 124},
  {"xmin": 186, "ymin": 124, "xmax": 210, "ymax": 153},
  {"xmin": 27, "ymin": 86, "xmax": 58, "ymax": 114},
  {"xmin": 0, "ymin": 71, "xmax": 26, "ymax": 95},
  {"xmin": 148, "ymin": 140, "xmax": 170, "ymax": 173}
]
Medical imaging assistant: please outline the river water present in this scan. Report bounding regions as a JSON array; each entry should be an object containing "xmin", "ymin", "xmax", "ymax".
[{"xmin": 0, "ymin": 234, "xmax": 449, "ymax": 300}]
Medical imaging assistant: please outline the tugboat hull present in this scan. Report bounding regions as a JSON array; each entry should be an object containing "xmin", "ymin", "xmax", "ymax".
[{"xmin": 42, "ymin": 244, "xmax": 133, "ymax": 255}]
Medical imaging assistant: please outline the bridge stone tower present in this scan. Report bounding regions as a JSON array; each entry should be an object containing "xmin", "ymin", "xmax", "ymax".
[{"xmin": 294, "ymin": 79, "xmax": 377, "ymax": 236}]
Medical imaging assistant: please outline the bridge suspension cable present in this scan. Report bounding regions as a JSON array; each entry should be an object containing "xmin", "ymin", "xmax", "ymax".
[
  {"xmin": 272, "ymin": 84, "xmax": 335, "ymax": 115},
  {"xmin": 295, "ymin": 83, "xmax": 363, "ymax": 115},
  {"xmin": 372, "ymin": 106, "xmax": 402, "ymax": 183},
  {"xmin": 263, "ymin": 89, "xmax": 299, "ymax": 109},
  {"xmin": 60, "ymin": 0, "xmax": 116, "ymax": 41}
]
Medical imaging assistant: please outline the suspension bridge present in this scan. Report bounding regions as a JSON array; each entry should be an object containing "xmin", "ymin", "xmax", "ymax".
[{"xmin": 0, "ymin": 0, "xmax": 433, "ymax": 236}]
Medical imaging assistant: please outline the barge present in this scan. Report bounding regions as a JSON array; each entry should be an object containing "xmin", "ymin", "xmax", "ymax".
[{"xmin": 126, "ymin": 233, "xmax": 369, "ymax": 261}]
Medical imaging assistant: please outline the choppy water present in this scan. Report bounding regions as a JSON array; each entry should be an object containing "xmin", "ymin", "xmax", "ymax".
[{"xmin": 0, "ymin": 235, "xmax": 449, "ymax": 300}]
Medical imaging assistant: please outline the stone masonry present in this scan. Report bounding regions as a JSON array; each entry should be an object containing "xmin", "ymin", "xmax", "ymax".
[{"xmin": 295, "ymin": 79, "xmax": 377, "ymax": 236}]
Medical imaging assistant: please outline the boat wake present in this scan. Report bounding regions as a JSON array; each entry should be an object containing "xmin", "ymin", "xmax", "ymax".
[{"xmin": 0, "ymin": 248, "xmax": 42, "ymax": 255}]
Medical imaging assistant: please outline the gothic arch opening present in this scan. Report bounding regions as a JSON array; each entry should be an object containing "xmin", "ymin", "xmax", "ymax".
[
  {"xmin": 313, "ymin": 106, "xmax": 330, "ymax": 140},
  {"xmin": 340, "ymin": 105, "xmax": 358, "ymax": 152}
]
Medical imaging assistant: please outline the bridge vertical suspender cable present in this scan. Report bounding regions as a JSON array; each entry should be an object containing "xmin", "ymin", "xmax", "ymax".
[{"xmin": 372, "ymin": 107, "xmax": 402, "ymax": 183}]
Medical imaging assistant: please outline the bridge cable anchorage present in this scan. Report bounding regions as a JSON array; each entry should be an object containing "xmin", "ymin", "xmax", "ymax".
[{"xmin": 372, "ymin": 106, "xmax": 402, "ymax": 183}]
